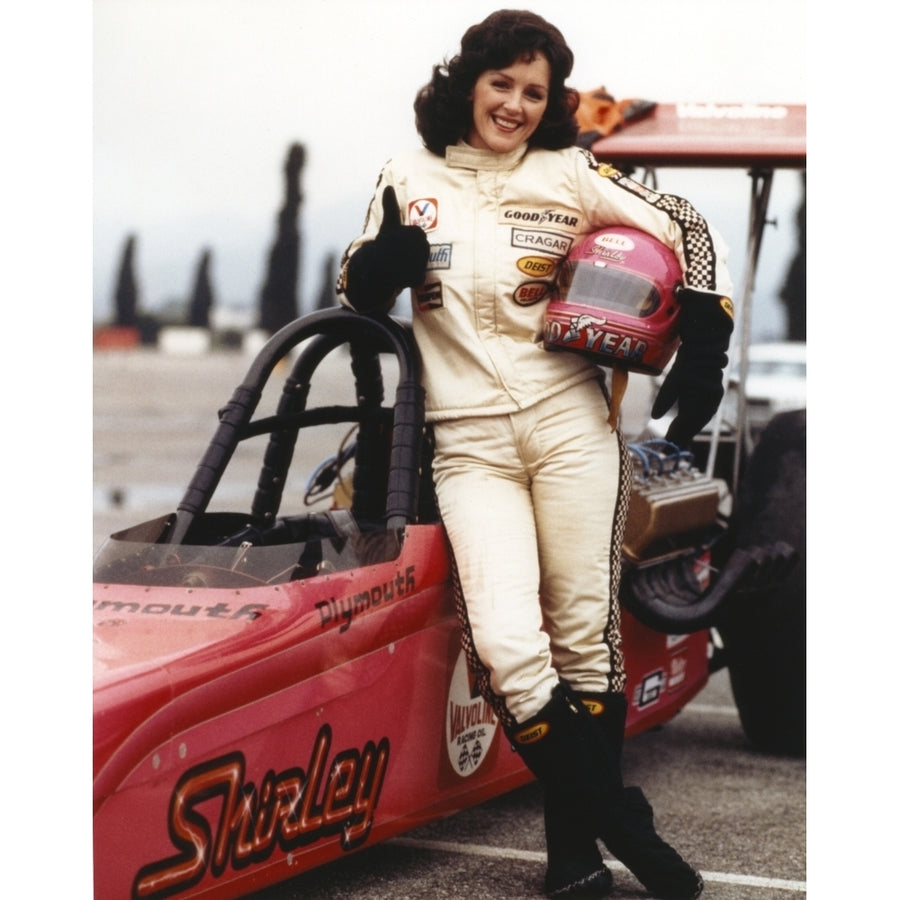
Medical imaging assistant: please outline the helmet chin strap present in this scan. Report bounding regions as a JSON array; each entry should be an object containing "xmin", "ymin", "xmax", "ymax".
[{"xmin": 607, "ymin": 363, "xmax": 628, "ymax": 432}]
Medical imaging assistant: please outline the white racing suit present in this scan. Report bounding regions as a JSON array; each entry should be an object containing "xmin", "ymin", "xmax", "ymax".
[{"xmin": 338, "ymin": 141, "xmax": 732, "ymax": 726}]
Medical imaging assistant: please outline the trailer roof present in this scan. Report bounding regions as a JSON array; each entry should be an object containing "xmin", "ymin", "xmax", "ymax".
[{"xmin": 590, "ymin": 102, "xmax": 806, "ymax": 169}]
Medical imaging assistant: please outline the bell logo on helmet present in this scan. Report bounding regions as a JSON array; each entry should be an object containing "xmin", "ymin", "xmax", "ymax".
[{"xmin": 593, "ymin": 232, "xmax": 636, "ymax": 252}]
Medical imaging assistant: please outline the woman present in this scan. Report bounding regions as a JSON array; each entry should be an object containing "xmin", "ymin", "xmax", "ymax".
[{"xmin": 338, "ymin": 10, "xmax": 732, "ymax": 899}]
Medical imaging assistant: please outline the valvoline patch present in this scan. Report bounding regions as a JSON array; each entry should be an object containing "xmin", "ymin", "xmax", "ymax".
[{"xmin": 408, "ymin": 198, "xmax": 438, "ymax": 231}]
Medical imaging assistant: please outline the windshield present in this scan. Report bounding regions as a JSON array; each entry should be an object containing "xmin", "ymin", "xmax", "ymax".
[
  {"xmin": 93, "ymin": 513, "xmax": 404, "ymax": 587},
  {"xmin": 559, "ymin": 263, "xmax": 661, "ymax": 317}
]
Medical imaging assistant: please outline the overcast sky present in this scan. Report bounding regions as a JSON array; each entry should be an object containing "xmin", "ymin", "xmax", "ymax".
[{"xmin": 92, "ymin": 0, "xmax": 806, "ymax": 331}]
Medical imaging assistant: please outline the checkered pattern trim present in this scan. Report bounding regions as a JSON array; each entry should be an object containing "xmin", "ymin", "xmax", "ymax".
[
  {"xmin": 595, "ymin": 158, "xmax": 720, "ymax": 292},
  {"xmin": 652, "ymin": 192, "xmax": 718, "ymax": 290},
  {"xmin": 606, "ymin": 425, "xmax": 632, "ymax": 694},
  {"xmin": 449, "ymin": 543, "xmax": 517, "ymax": 732}
]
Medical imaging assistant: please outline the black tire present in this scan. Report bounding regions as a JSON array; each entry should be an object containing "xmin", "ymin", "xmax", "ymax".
[{"xmin": 716, "ymin": 409, "xmax": 806, "ymax": 756}]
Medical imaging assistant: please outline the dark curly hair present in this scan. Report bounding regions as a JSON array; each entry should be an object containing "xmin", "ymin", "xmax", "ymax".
[{"xmin": 414, "ymin": 9, "xmax": 580, "ymax": 156}]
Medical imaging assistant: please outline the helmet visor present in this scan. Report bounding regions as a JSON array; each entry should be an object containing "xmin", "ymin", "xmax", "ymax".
[{"xmin": 559, "ymin": 262, "xmax": 661, "ymax": 318}]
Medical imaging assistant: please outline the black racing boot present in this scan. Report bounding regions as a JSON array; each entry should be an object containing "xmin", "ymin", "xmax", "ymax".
[
  {"xmin": 543, "ymin": 791, "xmax": 612, "ymax": 897},
  {"xmin": 511, "ymin": 686, "xmax": 614, "ymax": 897},
  {"xmin": 575, "ymin": 692, "xmax": 627, "ymax": 762},
  {"xmin": 602, "ymin": 785, "xmax": 703, "ymax": 900},
  {"xmin": 574, "ymin": 691, "xmax": 704, "ymax": 900}
]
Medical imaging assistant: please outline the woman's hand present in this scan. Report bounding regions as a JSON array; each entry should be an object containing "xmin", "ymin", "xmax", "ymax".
[
  {"xmin": 343, "ymin": 186, "xmax": 430, "ymax": 313},
  {"xmin": 651, "ymin": 290, "xmax": 734, "ymax": 449}
]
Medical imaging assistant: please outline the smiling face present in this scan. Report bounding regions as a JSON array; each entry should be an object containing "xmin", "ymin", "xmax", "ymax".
[{"xmin": 466, "ymin": 52, "xmax": 550, "ymax": 153}]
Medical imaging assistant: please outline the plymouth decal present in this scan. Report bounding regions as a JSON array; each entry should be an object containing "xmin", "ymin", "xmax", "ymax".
[{"xmin": 315, "ymin": 566, "xmax": 416, "ymax": 633}]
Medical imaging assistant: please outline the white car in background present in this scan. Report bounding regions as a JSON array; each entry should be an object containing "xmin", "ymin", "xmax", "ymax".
[
  {"xmin": 627, "ymin": 340, "xmax": 807, "ymax": 444},
  {"xmin": 735, "ymin": 341, "xmax": 807, "ymax": 433}
]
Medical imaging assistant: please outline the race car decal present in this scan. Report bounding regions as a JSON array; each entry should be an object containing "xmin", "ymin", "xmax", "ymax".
[
  {"xmin": 634, "ymin": 651, "xmax": 694, "ymax": 707},
  {"xmin": 94, "ymin": 598, "xmax": 268, "ymax": 621},
  {"xmin": 668, "ymin": 652, "xmax": 690, "ymax": 689},
  {"xmin": 133, "ymin": 724, "xmax": 390, "ymax": 898},
  {"xmin": 445, "ymin": 649, "xmax": 499, "ymax": 777},
  {"xmin": 634, "ymin": 668, "xmax": 666, "ymax": 708},
  {"xmin": 690, "ymin": 549, "xmax": 714, "ymax": 591},
  {"xmin": 315, "ymin": 565, "xmax": 416, "ymax": 633}
]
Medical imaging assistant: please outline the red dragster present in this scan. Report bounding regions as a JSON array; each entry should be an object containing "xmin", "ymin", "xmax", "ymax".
[{"xmin": 94, "ymin": 307, "xmax": 793, "ymax": 899}]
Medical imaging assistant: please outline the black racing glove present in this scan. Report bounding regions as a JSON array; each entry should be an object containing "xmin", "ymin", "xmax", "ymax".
[
  {"xmin": 651, "ymin": 289, "xmax": 735, "ymax": 450},
  {"xmin": 343, "ymin": 185, "xmax": 430, "ymax": 313}
]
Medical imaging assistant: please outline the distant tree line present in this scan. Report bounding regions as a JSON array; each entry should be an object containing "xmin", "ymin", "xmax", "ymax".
[
  {"xmin": 779, "ymin": 172, "xmax": 805, "ymax": 342},
  {"xmin": 103, "ymin": 148, "xmax": 806, "ymax": 347},
  {"xmin": 103, "ymin": 141, "xmax": 342, "ymax": 346}
]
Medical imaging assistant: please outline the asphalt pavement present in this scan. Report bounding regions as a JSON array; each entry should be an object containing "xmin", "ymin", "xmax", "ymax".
[
  {"xmin": 244, "ymin": 666, "xmax": 806, "ymax": 900},
  {"xmin": 93, "ymin": 345, "xmax": 807, "ymax": 899}
]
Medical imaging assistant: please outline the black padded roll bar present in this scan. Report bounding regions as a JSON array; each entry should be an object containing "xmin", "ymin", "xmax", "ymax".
[{"xmin": 163, "ymin": 309, "xmax": 424, "ymax": 545}]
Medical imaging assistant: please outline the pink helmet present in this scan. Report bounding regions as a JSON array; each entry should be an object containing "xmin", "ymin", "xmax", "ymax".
[{"xmin": 543, "ymin": 226, "xmax": 683, "ymax": 375}]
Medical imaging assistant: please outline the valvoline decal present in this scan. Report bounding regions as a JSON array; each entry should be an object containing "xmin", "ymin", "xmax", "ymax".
[{"xmin": 444, "ymin": 649, "xmax": 499, "ymax": 778}]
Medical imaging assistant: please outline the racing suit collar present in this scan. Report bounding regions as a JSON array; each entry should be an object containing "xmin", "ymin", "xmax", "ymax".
[{"xmin": 446, "ymin": 140, "xmax": 529, "ymax": 171}]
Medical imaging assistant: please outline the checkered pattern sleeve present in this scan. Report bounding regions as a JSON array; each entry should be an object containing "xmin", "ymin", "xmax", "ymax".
[{"xmin": 572, "ymin": 148, "xmax": 733, "ymax": 299}]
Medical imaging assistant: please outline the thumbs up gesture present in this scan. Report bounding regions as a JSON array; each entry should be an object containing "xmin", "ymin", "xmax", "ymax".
[
  {"xmin": 343, "ymin": 185, "xmax": 430, "ymax": 312},
  {"xmin": 373, "ymin": 186, "xmax": 430, "ymax": 288}
]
